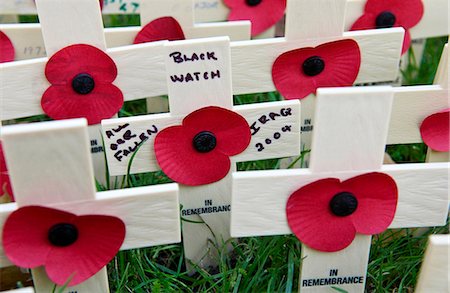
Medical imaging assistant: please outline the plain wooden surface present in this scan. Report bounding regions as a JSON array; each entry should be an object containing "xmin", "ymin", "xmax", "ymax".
[{"xmin": 415, "ymin": 235, "xmax": 450, "ymax": 292}]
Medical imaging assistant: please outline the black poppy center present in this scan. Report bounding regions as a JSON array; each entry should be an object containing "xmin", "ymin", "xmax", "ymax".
[
  {"xmin": 375, "ymin": 11, "xmax": 396, "ymax": 29},
  {"xmin": 246, "ymin": 0, "xmax": 262, "ymax": 7},
  {"xmin": 72, "ymin": 73, "xmax": 95, "ymax": 95},
  {"xmin": 193, "ymin": 131, "xmax": 217, "ymax": 153},
  {"xmin": 302, "ymin": 56, "xmax": 325, "ymax": 76},
  {"xmin": 48, "ymin": 223, "xmax": 79, "ymax": 247},
  {"xmin": 329, "ymin": 192, "xmax": 358, "ymax": 217}
]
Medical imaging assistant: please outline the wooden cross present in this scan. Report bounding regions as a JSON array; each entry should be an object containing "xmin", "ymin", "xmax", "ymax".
[
  {"xmin": 230, "ymin": 86, "xmax": 449, "ymax": 292},
  {"xmin": 2, "ymin": 0, "xmax": 447, "ymax": 38},
  {"xmin": 101, "ymin": 36, "xmax": 301, "ymax": 270},
  {"xmin": 0, "ymin": 0, "xmax": 171, "ymax": 184},
  {"xmin": 0, "ymin": 118, "xmax": 180, "ymax": 292},
  {"xmin": 415, "ymin": 235, "xmax": 450, "ymax": 292},
  {"xmin": 0, "ymin": 0, "xmax": 251, "ymax": 61},
  {"xmin": 425, "ymin": 43, "xmax": 449, "ymax": 163},
  {"xmin": 385, "ymin": 43, "xmax": 449, "ymax": 163},
  {"xmin": 229, "ymin": 0, "xmax": 405, "ymax": 152}
]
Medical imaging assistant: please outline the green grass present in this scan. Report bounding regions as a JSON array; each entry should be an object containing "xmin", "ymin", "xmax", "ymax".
[{"xmin": 11, "ymin": 15, "xmax": 449, "ymax": 292}]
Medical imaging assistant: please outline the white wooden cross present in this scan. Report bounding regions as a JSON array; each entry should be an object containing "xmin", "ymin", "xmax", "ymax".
[
  {"xmin": 0, "ymin": 118, "xmax": 181, "ymax": 293},
  {"xmin": 386, "ymin": 43, "xmax": 449, "ymax": 163},
  {"xmin": 425, "ymin": 43, "xmax": 449, "ymax": 163},
  {"xmin": 415, "ymin": 235, "xmax": 450, "ymax": 292},
  {"xmin": 0, "ymin": 0, "xmax": 251, "ymax": 62},
  {"xmin": 3, "ymin": 0, "xmax": 446, "ymax": 38},
  {"xmin": 0, "ymin": 0, "xmax": 171, "ymax": 184},
  {"xmin": 101, "ymin": 36, "xmax": 301, "ymax": 270},
  {"xmin": 229, "ymin": 0, "xmax": 405, "ymax": 153},
  {"xmin": 230, "ymin": 86, "xmax": 449, "ymax": 292}
]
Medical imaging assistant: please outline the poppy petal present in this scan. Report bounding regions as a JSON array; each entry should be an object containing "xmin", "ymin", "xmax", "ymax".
[
  {"xmin": 45, "ymin": 44, "xmax": 117, "ymax": 84},
  {"xmin": 350, "ymin": 13, "xmax": 378, "ymax": 31},
  {"xmin": 0, "ymin": 142, "xmax": 13, "ymax": 200},
  {"xmin": 0, "ymin": 31, "xmax": 15, "ymax": 63},
  {"xmin": 154, "ymin": 125, "xmax": 231, "ymax": 185},
  {"xmin": 286, "ymin": 178, "xmax": 357, "ymax": 252},
  {"xmin": 183, "ymin": 107, "xmax": 251, "ymax": 156},
  {"xmin": 272, "ymin": 40, "xmax": 361, "ymax": 100},
  {"xmin": 343, "ymin": 173, "xmax": 398, "ymax": 235},
  {"xmin": 223, "ymin": 0, "xmax": 286, "ymax": 36},
  {"xmin": 401, "ymin": 30, "xmax": 412, "ymax": 54},
  {"xmin": 45, "ymin": 215, "xmax": 125, "ymax": 286},
  {"xmin": 134, "ymin": 17, "xmax": 185, "ymax": 44},
  {"xmin": 420, "ymin": 109, "xmax": 450, "ymax": 152},
  {"xmin": 2, "ymin": 206, "xmax": 76, "ymax": 268},
  {"xmin": 41, "ymin": 84, "xmax": 124, "ymax": 125},
  {"xmin": 365, "ymin": 0, "xmax": 424, "ymax": 29}
]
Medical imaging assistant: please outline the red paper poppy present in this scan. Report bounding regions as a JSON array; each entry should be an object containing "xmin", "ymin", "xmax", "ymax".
[
  {"xmin": 154, "ymin": 106, "xmax": 251, "ymax": 186},
  {"xmin": 286, "ymin": 172, "xmax": 398, "ymax": 252},
  {"xmin": 350, "ymin": 0, "xmax": 424, "ymax": 54},
  {"xmin": 420, "ymin": 109, "xmax": 450, "ymax": 152},
  {"xmin": 134, "ymin": 17, "xmax": 185, "ymax": 44},
  {"xmin": 223, "ymin": 0, "xmax": 286, "ymax": 36},
  {"xmin": 0, "ymin": 31, "xmax": 15, "ymax": 63},
  {"xmin": 0, "ymin": 143, "xmax": 14, "ymax": 201},
  {"xmin": 41, "ymin": 44, "xmax": 123, "ymax": 125},
  {"xmin": 3, "ymin": 206, "xmax": 125, "ymax": 286},
  {"xmin": 272, "ymin": 39, "xmax": 361, "ymax": 100}
]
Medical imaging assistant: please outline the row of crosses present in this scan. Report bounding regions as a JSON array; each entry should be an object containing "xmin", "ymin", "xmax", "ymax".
[
  {"xmin": 0, "ymin": 0, "xmax": 448, "ymax": 39},
  {"xmin": 0, "ymin": 0, "xmax": 408, "ymax": 184},
  {"xmin": 0, "ymin": 0, "xmax": 448, "ymax": 292}
]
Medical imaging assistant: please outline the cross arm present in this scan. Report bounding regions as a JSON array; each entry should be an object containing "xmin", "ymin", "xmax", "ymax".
[
  {"xmin": 388, "ymin": 85, "xmax": 449, "ymax": 144},
  {"xmin": 0, "ymin": 41, "xmax": 169, "ymax": 121},
  {"xmin": 230, "ymin": 28, "xmax": 404, "ymax": 95},
  {"xmin": 0, "ymin": 184, "xmax": 180, "ymax": 267},
  {"xmin": 101, "ymin": 100, "xmax": 301, "ymax": 176},
  {"xmin": 230, "ymin": 163, "xmax": 449, "ymax": 238},
  {"xmin": 0, "ymin": 22, "xmax": 250, "ymax": 62}
]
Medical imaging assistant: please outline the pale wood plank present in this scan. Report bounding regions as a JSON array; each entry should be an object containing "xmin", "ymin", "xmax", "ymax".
[
  {"xmin": 231, "ymin": 28, "xmax": 404, "ymax": 95},
  {"xmin": 415, "ymin": 235, "xmax": 450, "ymax": 293}
]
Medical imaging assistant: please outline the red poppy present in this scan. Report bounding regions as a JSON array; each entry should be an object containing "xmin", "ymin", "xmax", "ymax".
[
  {"xmin": 41, "ymin": 44, "xmax": 123, "ymax": 125},
  {"xmin": 286, "ymin": 172, "xmax": 398, "ymax": 252},
  {"xmin": 154, "ymin": 106, "xmax": 251, "ymax": 186},
  {"xmin": 3, "ymin": 206, "xmax": 125, "ymax": 286},
  {"xmin": 272, "ymin": 39, "xmax": 361, "ymax": 100},
  {"xmin": 0, "ymin": 31, "xmax": 15, "ymax": 63},
  {"xmin": 420, "ymin": 109, "xmax": 450, "ymax": 152},
  {"xmin": 0, "ymin": 143, "xmax": 14, "ymax": 201},
  {"xmin": 134, "ymin": 17, "xmax": 185, "ymax": 44},
  {"xmin": 223, "ymin": 0, "xmax": 286, "ymax": 36},
  {"xmin": 350, "ymin": 0, "xmax": 424, "ymax": 54}
]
